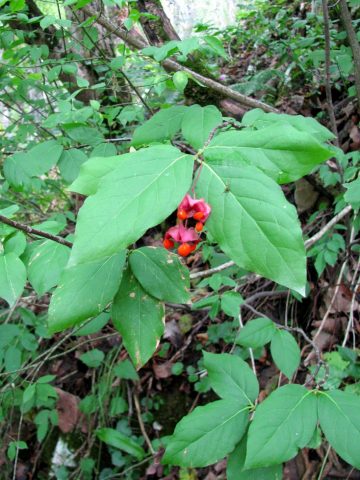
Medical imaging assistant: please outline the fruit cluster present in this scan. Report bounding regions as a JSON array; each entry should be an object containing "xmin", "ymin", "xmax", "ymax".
[{"xmin": 163, "ymin": 194, "xmax": 211, "ymax": 257}]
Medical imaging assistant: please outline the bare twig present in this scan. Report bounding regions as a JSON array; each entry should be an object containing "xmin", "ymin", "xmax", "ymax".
[
  {"xmin": 133, "ymin": 391, "xmax": 155, "ymax": 454},
  {"xmin": 305, "ymin": 205, "xmax": 352, "ymax": 249},
  {"xmin": 339, "ymin": 0, "xmax": 360, "ymax": 111},
  {"xmin": 322, "ymin": 0, "xmax": 340, "ymax": 146},
  {"xmin": 0, "ymin": 215, "xmax": 73, "ymax": 248},
  {"xmin": 342, "ymin": 256, "xmax": 360, "ymax": 347}
]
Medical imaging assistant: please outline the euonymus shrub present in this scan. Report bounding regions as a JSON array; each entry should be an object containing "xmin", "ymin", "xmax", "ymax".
[{"xmin": 2, "ymin": 104, "xmax": 359, "ymax": 473}]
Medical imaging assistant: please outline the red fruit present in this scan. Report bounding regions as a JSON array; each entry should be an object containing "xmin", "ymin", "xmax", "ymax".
[
  {"xmin": 178, "ymin": 243, "xmax": 191, "ymax": 257},
  {"xmin": 193, "ymin": 211, "xmax": 204, "ymax": 221},
  {"xmin": 195, "ymin": 222, "xmax": 204, "ymax": 232},
  {"xmin": 177, "ymin": 209, "xmax": 188, "ymax": 220},
  {"xmin": 163, "ymin": 238, "xmax": 174, "ymax": 249},
  {"xmin": 189, "ymin": 243, "xmax": 197, "ymax": 252}
]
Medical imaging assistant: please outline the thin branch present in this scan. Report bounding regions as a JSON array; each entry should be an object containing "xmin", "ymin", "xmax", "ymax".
[
  {"xmin": 133, "ymin": 392, "xmax": 155, "ymax": 454},
  {"xmin": 81, "ymin": 5, "xmax": 279, "ymax": 113},
  {"xmin": 0, "ymin": 215, "xmax": 73, "ymax": 248},
  {"xmin": 339, "ymin": 0, "xmax": 360, "ymax": 111},
  {"xmin": 304, "ymin": 204, "xmax": 352, "ymax": 249},
  {"xmin": 322, "ymin": 0, "xmax": 340, "ymax": 146}
]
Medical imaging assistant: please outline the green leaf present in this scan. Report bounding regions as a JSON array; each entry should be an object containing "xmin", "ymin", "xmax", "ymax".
[
  {"xmin": 113, "ymin": 359, "xmax": 139, "ymax": 380},
  {"xmin": 69, "ymin": 154, "xmax": 124, "ymax": 195},
  {"xmin": 129, "ymin": 247, "xmax": 190, "ymax": 303},
  {"xmin": 35, "ymin": 410, "xmax": 50, "ymax": 442},
  {"xmin": 221, "ymin": 291, "xmax": 244, "ymax": 317},
  {"xmin": 162, "ymin": 399, "xmax": 249, "ymax": 467},
  {"xmin": 318, "ymin": 390, "xmax": 360, "ymax": 468},
  {"xmin": 90, "ymin": 143, "xmax": 117, "ymax": 158},
  {"xmin": 227, "ymin": 435, "xmax": 282, "ymax": 480},
  {"xmin": 181, "ymin": 104, "xmax": 222, "ymax": 150},
  {"xmin": 203, "ymin": 352, "xmax": 259, "ymax": 404},
  {"xmin": 10, "ymin": 0, "xmax": 25, "ymax": 11},
  {"xmin": 77, "ymin": 76, "xmax": 89, "ymax": 88},
  {"xmin": 0, "ymin": 253, "xmax": 26, "ymax": 306},
  {"xmin": 196, "ymin": 162, "xmax": 306, "ymax": 294},
  {"xmin": 173, "ymin": 71, "xmax": 188, "ymax": 92},
  {"xmin": 242, "ymin": 110, "xmax": 335, "ymax": 143},
  {"xmin": 66, "ymin": 126, "xmax": 104, "ymax": 147},
  {"xmin": 79, "ymin": 349, "xmax": 105, "ymax": 368},
  {"xmin": 111, "ymin": 267, "xmax": 165, "ymax": 367},
  {"xmin": 4, "ymin": 140, "xmax": 63, "ymax": 188},
  {"xmin": 344, "ymin": 177, "xmax": 360, "ymax": 209},
  {"xmin": 48, "ymin": 251, "xmax": 126, "ymax": 333},
  {"xmin": 96, "ymin": 427, "xmax": 145, "ymax": 460},
  {"xmin": 69, "ymin": 146, "xmax": 194, "ymax": 265},
  {"xmin": 74, "ymin": 312, "xmax": 110, "ymax": 336},
  {"xmin": 245, "ymin": 385, "xmax": 317, "ymax": 468},
  {"xmin": 204, "ymin": 35, "xmax": 228, "ymax": 59},
  {"xmin": 204, "ymin": 125, "xmax": 332, "ymax": 184},
  {"xmin": 40, "ymin": 15, "xmax": 56, "ymax": 29},
  {"xmin": 237, "ymin": 317, "xmax": 276, "ymax": 348},
  {"xmin": 4, "ymin": 231, "xmax": 26, "ymax": 256},
  {"xmin": 5, "ymin": 345, "xmax": 22, "ymax": 372},
  {"xmin": 132, "ymin": 106, "xmax": 187, "ymax": 146},
  {"xmin": 28, "ymin": 240, "xmax": 70, "ymax": 295},
  {"xmin": 58, "ymin": 149, "xmax": 88, "ymax": 184},
  {"xmin": 270, "ymin": 329, "xmax": 301, "ymax": 379}
]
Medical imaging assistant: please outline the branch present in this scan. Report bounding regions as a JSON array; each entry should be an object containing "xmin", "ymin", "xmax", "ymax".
[
  {"xmin": 304, "ymin": 204, "xmax": 352, "ymax": 249},
  {"xmin": 190, "ymin": 205, "xmax": 353, "ymax": 279},
  {"xmin": 339, "ymin": 0, "xmax": 360, "ymax": 111},
  {"xmin": 0, "ymin": 215, "xmax": 73, "ymax": 248},
  {"xmin": 322, "ymin": 0, "xmax": 340, "ymax": 146},
  {"xmin": 81, "ymin": 5, "xmax": 279, "ymax": 113}
]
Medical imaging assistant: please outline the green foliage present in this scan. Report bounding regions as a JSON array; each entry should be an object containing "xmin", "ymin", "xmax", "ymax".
[
  {"xmin": 203, "ymin": 352, "xmax": 258, "ymax": 404},
  {"xmin": 245, "ymin": 385, "xmax": 317, "ymax": 468},
  {"xmin": 0, "ymin": 1, "xmax": 358, "ymax": 476},
  {"xmin": 270, "ymin": 329, "xmax": 301, "ymax": 379},
  {"xmin": 96, "ymin": 427, "xmax": 145, "ymax": 460},
  {"xmin": 196, "ymin": 161, "xmax": 306, "ymax": 293},
  {"xmin": 129, "ymin": 247, "xmax": 190, "ymax": 304},
  {"xmin": 163, "ymin": 399, "xmax": 250, "ymax": 467},
  {"xmin": 0, "ymin": 253, "xmax": 26, "ymax": 306},
  {"xmin": 111, "ymin": 267, "xmax": 165, "ymax": 367},
  {"xmin": 48, "ymin": 251, "xmax": 126, "ymax": 332}
]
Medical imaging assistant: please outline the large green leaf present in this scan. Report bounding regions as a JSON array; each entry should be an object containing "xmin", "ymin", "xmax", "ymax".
[
  {"xmin": 162, "ymin": 399, "xmax": 250, "ymax": 467},
  {"xmin": 48, "ymin": 251, "xmax": 126, "ymax": 333},
  {"xmin": 203, "ymin": 352, "xmax": 258, "ymax": 404},
  {"xmin": 227, "ymin": 435, "xmax": 282, "ymax": 480},
  {"xmin": 96, "ymin": 427, "xmax": 145, "ymax": 460},
  {"xmin": 0, "ymin": 253, "xmax": 26, "ymax": 306},
  {"xmin": 318, "ymin": 390, "xmax": 360, "ymax": 469},
  {"xmin": 132, "ymin": 106, "xmax": 187, "ymax": 146},
  {"xmin": 69, "ymin": 153, "xmax": 134, "ymax": 196},
  {"xmin": 58, "ymin": 149, "xmax": 87, "ymax": 184},
  {"xmin": 245, "ymin": 385, "xmax": 317, "ymax": 468},
  {"xmin": 242, "ymin": 109, "xmax": 335, "ymax": 143},
  {"xmin": 129, "ymin": 247, "xmax": 190, "ymax": 303},
  {"xmin": 69, "ymin": 145, "xmax": 194, "ymax": 265},
  {"xmin": 181, "ymin": 104, "xmax": 222, "ymax": 150},
  {"xmin": 196, "ymin": 161, "xmax": 306, "ymax": 294},
  {"xmin": 236, "ymin": 317, "xmax": 276, "ymax": 348},
  {"xmin": 204, "ymin": 125, "xmax": 332, "ymax": 184},
  {"xmin": 4, "ymin": 140, "xmax": 63, "ymax": 188},
  {"xmin": 270, "ymin": 329, "xmax": 301, "ymax": 379},
  {"xmin": 27, "ymin": 240, "xmax": 70, "ymax": 295},
  {"xmin": 111, "ymin": 267, "xmax": 165, "ymax": 367}
]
